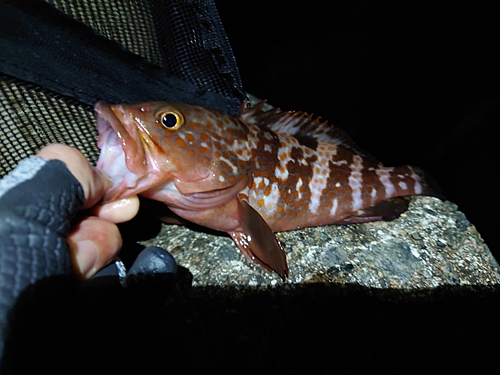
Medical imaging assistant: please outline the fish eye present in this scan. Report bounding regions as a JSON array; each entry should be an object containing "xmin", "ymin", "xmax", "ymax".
[{"xmin": 157, "ymin": 110, "xmax": 184, "ymax": 130}]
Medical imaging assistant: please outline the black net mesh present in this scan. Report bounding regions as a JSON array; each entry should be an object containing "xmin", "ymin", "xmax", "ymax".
[
  {"xmin": 0, "ymin": 75, "xmax": 98, "ymax": 176},
  {"xmin": 0, "ymin": 0, "xmax": 246, "ymax": 177},
  {"xmin": 46, "ymin": 0, "xmax": 165, "ymax": 68},
  {"xmin": 148, "ymin": 0, "xmax": 243, "ymax": 97}
]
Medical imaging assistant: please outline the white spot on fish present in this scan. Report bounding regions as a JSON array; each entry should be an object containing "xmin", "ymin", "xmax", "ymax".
[
  {"xmin": 398, "ymin": 181, "xmax": 408, "ymax": 190},
  {"xmin": 330, "ymin": 198, "xmax": 338, "ymax": 216},
  {"xmin": 308, "ymin": 157, "xmax": 329, "ymax": 214},
  {"xmin": 376, "ymin": 167, "xmax": 395, "ymax": 198},
  {"xmin": 331, "ymin": 159, "xmax": 348, "ymax": 166},
  {"xmin": 275, "ymin": 165, "xmax": 289, "ymax": 180},
  {"xmin": 348, "ymin": 154, "xmax": 364, "ymax": 211},
  {"xmin": 335, "ymin": 182, "xmax": 341, "ymax": 188},
  {"xmin": 296, "ymin": 178, "xmax": 303, "ymax": 199},
  {"xmin": 409, "ymin": 167, "xmax": 423, "ymax": 194},
  {"xmin": 219, "ymin": 155, "xmax": 238, "ymax": 174},
  {"xmin": 264, "ymin": 131, "xmax": 275, "ymax": 140},
  {"xmin": 263, "ymin": 182, "xmax": 280, "ymax": 211},
  {"xmin": 296, "ymin": 178, "xmax": 303, "ymax": 190}
]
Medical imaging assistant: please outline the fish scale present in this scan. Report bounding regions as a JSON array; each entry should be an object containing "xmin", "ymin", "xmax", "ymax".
[{"xmin": 95, "ymin": 100, "xmax": 436, "ymax": 279}]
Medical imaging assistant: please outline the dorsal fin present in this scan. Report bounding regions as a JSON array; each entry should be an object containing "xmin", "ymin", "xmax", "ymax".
[{"xmin": 238, "ymin": 100, "xmax": 376, "ymax": 159}]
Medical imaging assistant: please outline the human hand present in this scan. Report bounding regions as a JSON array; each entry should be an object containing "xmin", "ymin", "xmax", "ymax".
[{"xmin": 36, "ymin": 144, "xmax": 140, "ymax": 279}]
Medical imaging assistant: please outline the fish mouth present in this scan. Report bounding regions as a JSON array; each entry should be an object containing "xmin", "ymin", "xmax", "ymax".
[{"xmin": 95, "ymin": 101, "xmax": 147, "ymax": 202}]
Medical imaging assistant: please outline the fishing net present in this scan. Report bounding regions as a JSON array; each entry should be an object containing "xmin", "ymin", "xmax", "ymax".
[{"xmin": 0, "ymin": 0, "xmax": 246, "ymax": 178}]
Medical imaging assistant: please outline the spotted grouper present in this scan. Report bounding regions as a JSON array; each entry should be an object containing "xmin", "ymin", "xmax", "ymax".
[{"xmin": 95, "ymin": 100, "xmax": 436, "ymax": 280}]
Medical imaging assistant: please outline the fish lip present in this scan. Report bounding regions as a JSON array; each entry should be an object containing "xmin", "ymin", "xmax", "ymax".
[
  {"xmin": 95, "ymin": 102, "xmax": 119, "ymax": 152},
  {"xmin": 95, "ymin": 101, "xmax": 131, "ymax": 152},
  {"xmin": 95, "ymin": 101, "xmax": 148, "ymax": 201},
  {"xmin": 95, "ymin": 101, "xmax": 147, "ymax": 174}
]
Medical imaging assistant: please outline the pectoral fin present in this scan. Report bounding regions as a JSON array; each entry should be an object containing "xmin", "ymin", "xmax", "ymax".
[{"xmin": 229, "ymin": 200, "xmax": 289, "ymax": 280}]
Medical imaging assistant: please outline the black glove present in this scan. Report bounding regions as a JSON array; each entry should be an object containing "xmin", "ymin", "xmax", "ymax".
[
  {"xmin": 0, "ymin": 157, "xmax": 177, "ymax": 361},
  {"xmin": 0, "ymin": 157, "xmax": 82, "ymax": 358}
]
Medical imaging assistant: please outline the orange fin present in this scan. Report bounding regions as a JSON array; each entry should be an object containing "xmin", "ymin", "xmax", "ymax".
[{"xmin": 229, "ymin": 199, "xmax": 289, "ymax": 280}]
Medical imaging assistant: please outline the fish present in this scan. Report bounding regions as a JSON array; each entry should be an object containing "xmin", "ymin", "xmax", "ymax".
[{"xmin": 95, "ymin": 100, "xmax": 436, "ymax": 280}]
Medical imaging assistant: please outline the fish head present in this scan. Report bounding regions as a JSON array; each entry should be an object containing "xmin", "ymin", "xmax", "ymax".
[{"xmin": 95, "ymin": 101, "xmax": 250, "ymax": 202}]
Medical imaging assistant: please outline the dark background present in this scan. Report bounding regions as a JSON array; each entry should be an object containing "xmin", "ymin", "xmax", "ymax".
[
  {"xmin": 216, "ymin": 0, "xmax": 500, "ymax": 258},
  {"xmin": 3, "ymin": 2, "xmax": 500, "ymax": 373}
]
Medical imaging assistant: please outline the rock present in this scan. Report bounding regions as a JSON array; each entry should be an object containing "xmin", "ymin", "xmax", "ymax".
[{"xmin": 140, "ymin": 196, "xmax": 500, "ymax": 290}]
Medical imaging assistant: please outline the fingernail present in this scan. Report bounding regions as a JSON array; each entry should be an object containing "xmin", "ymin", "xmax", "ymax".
[{"xmin": 74, "ymin": 240, "xmax": 99, "ymax": 279}]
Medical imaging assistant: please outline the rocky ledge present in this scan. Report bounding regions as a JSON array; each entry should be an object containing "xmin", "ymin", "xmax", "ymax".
[{"xmin": 140, "ymin": 196, "xmax": 500, "ymax": 291}]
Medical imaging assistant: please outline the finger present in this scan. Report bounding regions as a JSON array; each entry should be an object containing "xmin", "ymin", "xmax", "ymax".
[
  {"xmin": 36, "ymin": 144, "xmax": 111, "ymax": 208},
  {"xmin": 92, "ymin": 195, "xmax": 140, "ymax": 223},
  {"xmin": 67, "ymin": 216, "xmax": 122, "ymax": 279}
]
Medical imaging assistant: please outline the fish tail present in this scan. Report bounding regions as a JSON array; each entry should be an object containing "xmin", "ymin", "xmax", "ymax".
[
  {"xmin": 407, "ymin": 165, "xmax": 445, "ymax": 199},
  {"xmin": 330, "ymin": 163, "xmax": 439, "ymax": 225},
  {"xmin": 374, "ymin": 164, "xmax": 441, "ymax": 201}
]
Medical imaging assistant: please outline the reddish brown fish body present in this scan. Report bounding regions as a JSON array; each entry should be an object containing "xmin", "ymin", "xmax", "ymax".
[{"xmin": 95, "ymin": 100, "xmax": 435, "ymax": 279}]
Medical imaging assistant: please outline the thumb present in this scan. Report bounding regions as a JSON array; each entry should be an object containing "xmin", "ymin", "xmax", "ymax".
[{"xmin": 36, "ymin": 144, "xmax": 111, "ymax": 209}]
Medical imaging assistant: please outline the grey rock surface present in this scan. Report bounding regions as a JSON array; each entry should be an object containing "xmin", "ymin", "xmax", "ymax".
[{"xmin": 141, "ymin": 196, "xmax": 500, "ymax": 290}]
